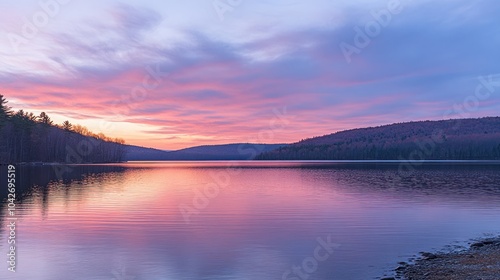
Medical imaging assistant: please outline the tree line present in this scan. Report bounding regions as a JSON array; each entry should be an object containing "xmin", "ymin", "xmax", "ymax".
[
  {"xmin": 257, "ymin": 117, "xmax": 500, "ymax": 160},
  {"xmin": 0, "ymin": 95, "xmax": 126, "ymax": 164}
]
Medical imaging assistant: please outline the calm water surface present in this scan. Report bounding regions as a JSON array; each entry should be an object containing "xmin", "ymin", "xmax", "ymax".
[{"xmin": 1, "ymin": 162, "xmax": 500, "ymax": 280}]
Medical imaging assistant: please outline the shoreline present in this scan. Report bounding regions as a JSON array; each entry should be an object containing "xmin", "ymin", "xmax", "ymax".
[{"xmin": 387, "ymin": 236, "xmax": 500, "ymax": 280}]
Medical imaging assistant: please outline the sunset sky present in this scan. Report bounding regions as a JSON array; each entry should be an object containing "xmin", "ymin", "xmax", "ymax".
[{"xmin": 1, "ymin": 0, "xmax": 500, "ymax": 150}]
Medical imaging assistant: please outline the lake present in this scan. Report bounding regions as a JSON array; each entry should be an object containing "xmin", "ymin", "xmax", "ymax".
[{"xmin": 1, "ymin": 161, "xmax": 500, "ymax": 280}]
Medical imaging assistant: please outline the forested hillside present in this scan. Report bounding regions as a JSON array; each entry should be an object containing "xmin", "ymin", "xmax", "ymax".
[
  {"xmin": 0, "ymin": 95, "xmax": 125, "ymax": 163},
  {"xmin": 257, "ymin": 117, "xmax": 500, "ymax": 160},
  {"xmin": 124, "ymin": 143, "xmax": 287, "ymax": 161}
]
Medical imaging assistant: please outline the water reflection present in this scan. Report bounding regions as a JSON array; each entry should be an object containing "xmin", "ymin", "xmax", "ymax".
[{"xmin": 0, "ymin": 162, "xmax": 499, "ymax": 280}]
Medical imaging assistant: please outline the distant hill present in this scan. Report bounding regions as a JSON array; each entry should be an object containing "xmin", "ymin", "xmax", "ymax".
[
  {"xmin": 124, "ymin": 143, "xmax": 287, "ymax": 161},
  {"xmin": 256, "ymin": 117, "xmax": 500, "ymax": 160},
  {"xmin": 122, "ymin": 145, "xmax": 172, "ymax": 161}
]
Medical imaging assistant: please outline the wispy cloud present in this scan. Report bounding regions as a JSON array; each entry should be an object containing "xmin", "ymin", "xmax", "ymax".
[{"xmin": 1, "ymin": 0, "xmax": 499, "ymax": 149}]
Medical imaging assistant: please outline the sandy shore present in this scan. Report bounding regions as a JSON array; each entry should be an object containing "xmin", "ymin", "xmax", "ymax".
[{"xmin": 390, "ymin": 237, "xmax": 500, "ymax": 280}]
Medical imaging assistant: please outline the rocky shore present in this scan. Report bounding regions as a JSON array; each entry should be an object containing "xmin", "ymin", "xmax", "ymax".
[{"xmin": 386, "ymin": 237, "xmax": 500, "ymax": 280}]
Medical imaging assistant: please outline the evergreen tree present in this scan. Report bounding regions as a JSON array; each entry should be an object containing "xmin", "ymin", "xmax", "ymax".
[
  {"xmin": 0, "ymin": 94, "xmax": 13, "ymax": 125},
  {"xmin": 0, "ymin": 96, "xmax": 125, "ymax": 164},
  {"xmin": 38, "ymin": 112, "xmax": 53, "ymax": 125},
  {"xmin": 62, "ymin": 120, "xmax": 73, "ymax": 131}
]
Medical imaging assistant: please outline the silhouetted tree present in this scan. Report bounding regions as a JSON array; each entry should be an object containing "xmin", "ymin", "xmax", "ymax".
[
  {"xmin": 62, "ymin": 120, "xmax": 73, "ymax": 131},
  {"xmin": 0, "ymin": 94, "xmax": 12, "ymax": 126},
  {"xmin": 38, "ymin": 112, "xmax": 53, "ymax": 125},
  {"xmin": 0, "ymin": 95, "xmax": 126, "ymax": 164}
]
